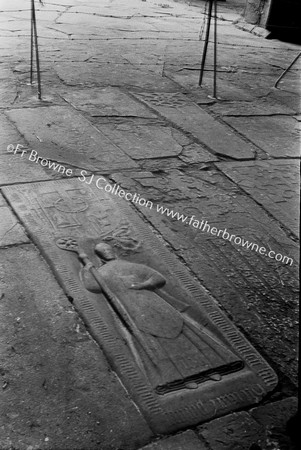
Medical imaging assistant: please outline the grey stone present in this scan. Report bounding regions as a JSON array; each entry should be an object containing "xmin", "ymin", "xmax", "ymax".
[
  {"xmin": 133, "ymin": 92, "xmax": 256, "ymax": 159},
  {"xmin": 0, "ymin": 154, "xmax": 52, "ymax": 185},
  {"xmin": 0, "ymin": 245, "xmax": 152, "ymax": 450},
  {"xmin": 141, "ymin": 431, "xmax": 206, "ymax": 450},
  {"xmin": 8, "ymin": 82, "xmax": 66, "ymax": 108},
  {"xmin": 250, "ymin": 397, "xmax": 298, "ymax": 430},
  {"xmin": 95, "ymin": 122, "xmax": 215, "ymax": 160},
  {"xmin": 0, "ymin": 201, "xmax": 29, "ymax": 247},
  {"xmin": 208, "ymin": 99, "xmax": 295, "ymax": 116},
  {"xmin": 0, "ymin": 113, "xmax": 28, "ymax": 155},
  {"xmin": 167, "ymin": 68, "xmax": 256, "ymax": 101},
  {"xmin": 179, "ymin": 143, "xmax": 218, "ymax": 163},
  {"xmin": 222, "ymin": 116, "xmax": 301, "ymax": 157},
  {"xmin": 6, "ymin": 106, "xmax": 138, "ymax": 172},
  {"xmin": 269, "ymin": 89, "xmax": 301, "ymax": 114},
  {"xmin": 60, "ymin": 87, "xmax": 156, "ymax": 118},
  {"xmin": 2, "ymin": 179, "xmax": 278, "ymax": 434},
  {"xmin": 136, "ymin": 157, "xmax": 186, "ymax": 172},
  {"xmin": 217, "ymin": 160, "xmax": 300, "ymax": 236},
  {"xmin": 55, "ymin": 62, "xmax": 179, "ymax": 91},
  {"xmin": 0, "ymin": 79, "xmax": 18, "ymax": 107},
  {"xmin": 111, "ymin": 168, "xmax": 299, "ymax": 384},
  {"xmin": 198, "ymin": 411, "xmax": 265, "ymax": 450}
]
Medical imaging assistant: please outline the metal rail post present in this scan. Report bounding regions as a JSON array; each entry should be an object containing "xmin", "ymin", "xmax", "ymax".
[{"xmin": 30, "ymin": 0, "xmax": 42, "ymax": 99}]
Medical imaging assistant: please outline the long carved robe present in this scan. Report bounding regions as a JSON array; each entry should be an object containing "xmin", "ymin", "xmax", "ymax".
[{"xmin": 81, "ymin": 258, "xmax": 243, "ymax": 392}]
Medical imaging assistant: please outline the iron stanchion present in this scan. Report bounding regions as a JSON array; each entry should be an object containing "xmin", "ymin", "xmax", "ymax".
[
  {"xmin": 274, "ymin": 51, "xmax": 301, "ymax": 89},
  {"xmin": 199, "ymin": 0, "xmax": 213, "ymax": 87},
  {"xmin": 213, "ymin": 0, "xmax": 217, "ymax": 98},
  {"xmin": 199, "ymin": 0, "xmax": 218, "ymax": 99},
  {"xmin": 30, "ymin": 0, "xmax": 42, "ymax": 99}
]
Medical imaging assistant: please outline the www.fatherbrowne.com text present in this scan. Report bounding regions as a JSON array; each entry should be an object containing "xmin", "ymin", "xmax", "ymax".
[
  {"xmin": 6, "ymin": 146, "xmax": 293, "ymax": 267},
  {"xmin": 79, "ymin": 171, "xmax": 294, "ymax": 266}
]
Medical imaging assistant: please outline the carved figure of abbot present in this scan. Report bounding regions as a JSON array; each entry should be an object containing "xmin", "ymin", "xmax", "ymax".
[{"xmin": 79, "ymin": 242, "xmax": 243, "ymax": 394}]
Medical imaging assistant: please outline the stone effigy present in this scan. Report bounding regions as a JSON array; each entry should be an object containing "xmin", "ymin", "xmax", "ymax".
[
  {"xmin": 2, "ymin": 179, "xmax": 278, "ymax": 434},
  {"xmin": 57, "ymin": 238, "xmax": 244, "ymax": 394}
]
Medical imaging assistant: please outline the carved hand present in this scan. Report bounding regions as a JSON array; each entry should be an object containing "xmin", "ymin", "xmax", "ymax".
[{"xmin": 130, "ymin": 274, "xmax": 166, "ymax": 290}]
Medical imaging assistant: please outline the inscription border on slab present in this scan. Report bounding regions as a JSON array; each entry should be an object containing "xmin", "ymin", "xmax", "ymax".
[{"xmin": 2, "ymin": 180, "xmax": 278, "ymax": 434}]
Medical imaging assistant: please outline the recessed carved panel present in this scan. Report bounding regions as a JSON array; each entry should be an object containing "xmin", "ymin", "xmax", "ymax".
[{"xmin": 2, "ymin": 180, "xmax": 278, "ymax": 434}]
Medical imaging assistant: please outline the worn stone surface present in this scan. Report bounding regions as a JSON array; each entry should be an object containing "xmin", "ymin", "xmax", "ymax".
[
  {"xmin": 6, "ymin": 106, "xmax": 138, "ymax": 172},
  {"xmin": 222, "ymin": 116, "xmax": 300, "ymax": 157},
  {"xmin": 0, "ymin": 0, "xmax": 300, "ymax": 448},
  {"xmin": 249, "ymin": 398, "xmax": 299, "ymax": 450},
  {"xmin": 0, "ymin": 74, "xmax": 18, "ymax": 107},
  {"xmin": 0, "ymin": 245, "xmax": 152, "ymax": 450},
  {"xmin": 0, "ymin": 113, "xmax": 28, "ymax": 154},
  {"xmin": 0, "ymin": 199, "xmax": 29, "ymax": 247},
  {"xmin": 167, "ymin": 68, "xmax": 257, "ymax": 102},
  {"xmin": 140, "ymin": 431, "xmax": 207, "ymax": 450},
  {"xmin": 60, "ymin": 87, "xmax": 157, "ymax": 118},
  {"xmin": 2, "ymin": 179, "xmax": 278, "ymax": 434},
  {"xmin": 96, "ymin": 123, "xmax": 184, "ymax": 159},
  {"xmin": 55, "ymin": 62, "xmax": 179, "ymax": 92},
  {"xmin": 163, "ymin": 37, "xmax": 301, "ymax": 102},
  {"xmin": 250, "ymin": 397, "xmax": 298, "ymax": 429},
  {"xmin": 217, "ymin": 160, "xmax": 300, "ymax": 237},
  {"xmin": 198, "ymin": 411, "xmax": 265, "ymax": 450},
  {"xmin": 208, "ymin": 99, "xmax": 296, "ymax": 116},
  {"xmin": 0, "ymin": 154, "xmax": 52, "ymax": 185},
  {"xmin": 133, "ymin": 92, "xmax": 256, "ymax": 159},
  {"xmin": 111, "ymin": 168, "xmax": 299, "ymax": 385},
  {"xmin": 96, "ymin": 122, "xmax": 216, "ymax": 161}
]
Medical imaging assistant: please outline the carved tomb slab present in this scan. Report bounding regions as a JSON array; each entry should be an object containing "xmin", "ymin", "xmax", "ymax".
[{"xmin": 2, "ymin": 180, "xmax": 278, "ymax": 434}]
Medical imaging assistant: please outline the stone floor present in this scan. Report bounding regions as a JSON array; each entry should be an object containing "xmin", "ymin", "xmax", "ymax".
[{"xmin": 0, "ymin": 0, "xmax": 299, "ymax": 449}]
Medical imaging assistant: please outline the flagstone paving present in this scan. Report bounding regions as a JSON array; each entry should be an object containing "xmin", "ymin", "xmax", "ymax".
[
  {"xmin": 217, "ymin": 160, "xmax": 300, "ymax": 237},
  {"xmin": 0, "ymin": 0, "xmax": 299, "ymax": 448}
]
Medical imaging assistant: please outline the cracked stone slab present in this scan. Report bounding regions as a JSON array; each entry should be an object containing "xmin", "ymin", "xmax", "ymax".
[
  {"xmin": 95, "ymin": 122, "xmax": 216, "ymax": 161},
  {"xmin": 165, "ymin": 68, "xmax": 256, "ymax": 102},
  {"xmin": 2, "ymin": 179, "xmax": 278, "ymax": 434},
  {"xmin": 60, "ymin": 87, "xmax": 157, "ymax": 118},
  {"xmin": 7, "ymin": 10, "xmax": 65, "ymax": 23},
  {"xmin": 90, "ymin": 40, "xmax": 166, "ymax": 66},
  {"xmin": 141, "ymin": 430, "xmax": 206, "ymax": 450},
  {"xmin": 0, "ymin": 154, "xmax": 52, "ymax": 185},
  {"xmin": 0, "ymin": 79, "xmax": 28, "ymax": 108},
  {"xmin": 222, "ymin": 116, "xmax": 301, "ymax": 157},
  {"xmin": 111, "ymin": 169, "xmax": 299, "ymax": 384},
  {"xmin": 198, "ymin": 411, "xmax": 265, "ymax": 450},
  {"xmin": 0, "ymin": 66, "xmax": 18, "ymax": 107},
  {"xmin": 164, "ymin": 40, "xmax": 297, "ymax": 73},
  {"xmin": 250, "ymin": 397, "xmax": 298, "ymax": 430},
  {"xmin": 0, "ymin": 245, "xmax": 152, "ymax": 450},
  {"xmin": 132, "ymin": 92, "xmax": 256, "ymax": 159},
  {"xmin": 269, "ymin": 89, "xmax": 301, "ymax": 114},
  {"xmin": 55, "ymin": 62, "xmax": 179, "ymax": 91},
  {"xmin": 68, "ymin": 0, "xmax": 199, "ymax": 18},
  {"xmin": 208, "ymin": 99, "xmax": 296, "ymax": 116},
  {"xmin": 0, "ymin": 198, "xmax": 29, "ymax": 247},
  {"xmin": 135, "ymin": 157, "xmax": 187, "ymax": 172},
  {"xmin": 6, "ymin": 106, "xmax": 138, "ymax": 172},
  {"xmin": 1, "ymin": 25, "xmax": 69, "ymax": 40},
  {"xmin": 0, "ymin": 20, "xmax": 31, "ymax": 32},
  {"xmin": 56, "ymin": 13, "xmax": 159, "ymax": 32},
  {"xmin": 216, "ymin": 160, "xmax": 300, "ymax": 237},
  {"xmin": 6, "ymin": 83, "xmax": 66, "ymax": 109},
  {"xmin": 0, "ymin": 113, "xmax": 28, "ymax": 154}
]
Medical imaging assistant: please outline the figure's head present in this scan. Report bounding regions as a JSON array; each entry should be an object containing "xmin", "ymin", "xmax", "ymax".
[{"xmin": 95, "ymin": 242, "xmax": 116, "ymax": 261}]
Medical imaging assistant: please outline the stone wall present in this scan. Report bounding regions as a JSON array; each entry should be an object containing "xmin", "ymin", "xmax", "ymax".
[{"xmin": 244, "ymin": 0, "xmax": 301, "ymax": 34}]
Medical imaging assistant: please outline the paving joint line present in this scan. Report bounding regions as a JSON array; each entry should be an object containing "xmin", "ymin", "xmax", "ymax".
[
  {"xmin": 126, "ymin": 88, "xmax": 237, "ymax": 161},
  {"xmin": 213, "ymin": 164, "xmax": 300, "ymax": 244}
]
